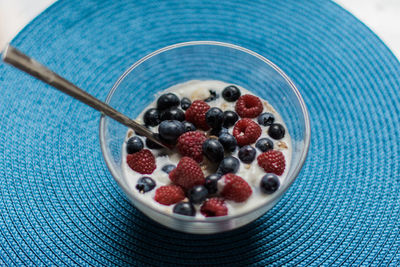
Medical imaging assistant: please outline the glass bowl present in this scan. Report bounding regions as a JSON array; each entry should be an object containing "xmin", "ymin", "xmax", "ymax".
[{"xmin": 99, "ymin": 41, "xmax": 310, "ymax": 234}]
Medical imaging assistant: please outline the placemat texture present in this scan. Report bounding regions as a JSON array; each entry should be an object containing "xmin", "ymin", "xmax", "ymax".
[{"xmin": 1, "ymin": 0, "xmax": 400, "ymax": 265}]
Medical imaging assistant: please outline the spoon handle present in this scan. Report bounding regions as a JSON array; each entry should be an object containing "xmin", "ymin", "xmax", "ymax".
[{"xmin": 2, "ymin": 45, "xmax": 167, "ymax": 149}]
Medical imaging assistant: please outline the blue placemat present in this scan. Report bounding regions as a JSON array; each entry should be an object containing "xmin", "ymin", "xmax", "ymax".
[{"xmin": 1, "ymin": 0, "xmax": 400, "ymax": 265}]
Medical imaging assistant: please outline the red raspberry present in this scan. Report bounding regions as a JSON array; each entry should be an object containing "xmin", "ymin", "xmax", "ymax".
[
  {"xmin": 200, "ymin": 198, "xmax": 228, "ymax": 217},
  {"xmin": 185, "ymin": 100, "xmax": 211, "ymax": 130},
  {"xmin": 257, "ymin": 150, "xmax": 285, "ymax": 175},
  {"xmin": 177, "ymin": 131, "xmax": 207, "ymax": 163},
  {"xmin": 154, "ymin": 185, "xmax": 185, "ymax": 205},
  {"xmin": 127, "ymin": 149, "xmax": 156, "ymax": 174},
  {"xmin": 169, "ymin": 157, "xmax": 205, "ymax": 190},
  {"xmin": 235, "ymin": 94, "xmax": 263, "ymax": 118},
  {"xmin": 233, "ymin": 118, "xmax": 262, "ymax": 146},
  {"xmin": 220, "ymin": 174, "xmax": 252, "ymax": 202}
]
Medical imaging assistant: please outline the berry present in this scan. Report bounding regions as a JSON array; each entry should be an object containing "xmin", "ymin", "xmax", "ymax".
[
  {"xmin": 182, "ymin": 121, "xmax": 196, "ymax": 132},
  {"xmin": 233, "ymin": 118, "xmax": 262, "ymax": 146},
  {"xmin": 221, "ymin": 174, "xmax": 252, "ymax": 202},
  {"xmin": 210, "ymin": 127, "xmax": 228, "ymax": 137},
  {"xmin": 222, "ymin": 110, "xmax": 239, "ymax": 128},
  {"xmin": 157, "ymin": 93, "xmax": 180, "ymax": 110},
  {"xmin": 173, "ymin": 202, "xmax": 196, "ymax": 216},
  {"xmin": 185, "ymin": 100, "xmax": 211, "ymax": 130},
  {"xmin": 143, "ymin": 108, "xmax": 161, "ymax": 126},
  {"xmin": 136, "ymin": 177, "xmax": 156, "ymax": 193},
  {"xmin": 204, "ymin": 173, "xmax": 222, "ymax": 194},
  {"xmin": 158, "ymin": 120, "xmax": 185, "ymax": 143},
  {"xmin": 180, "ymin": 97, "xmax": 192, "ymax": 110},
  {"xmin": 169, "ymin": 157, "xmax": 205, "ymax": 190},
  {"xmin": 204, "ymin": 89, "xmax": 219, "ymax": 102},
  {"xmin": 260, "ymin": 173, "xmax": 280, "ymax": 194},
  {"xmin": 218, "ymin": 156, "xmax": 240, "ymax": 174},
  {"xmin": 202, "ymin": 139, "xmax": 224, "ymax": 162},
  {"xmin": 257, "ymin": 112, "xmax": 275, "ymax": 126},
  {"xmin": 162, "ymin": 164, "xmax": 175, "ymax": 174},
  {"xmin": 222, "ymin": 85, "xmax": 241, "ymax": 102},
  {"xmin": 126, "ymin": 136, "xmax": 143, "ymax": 154},
  {"xmin": 218, "ymin": 133, "xmax": 237, "ymax": 153},
  {"xmin": 268, "ymin": 123, "xmax": 285, "ymax": 140},
  {"xmin": 257, "ymin": 150, "xmax": 285, "ymax": 175},
  {"xmin": 256, "ymin": 138, "xmax": 273, "ymax": 152},
  {"xmin": 154, "ymin": 185, "xmax": 185, "ymax": 205},
  {"xmin": 188, "ymin": 185, "xmax": 208, "ymax": 204},
  {"xmin": 200, "ymin": 198, "xmax": 228, "ymax": 217},
  {"xmin": 160, "ymin": 108, "xmax": 185, "ymax": 121},
  {"xmin": 145, "ymin": 134, "xmax": 163, "ymax": 149},
  {"xmin": 205, "ymin": 107, "xmax": 224, "ymax": 129},
  {"xmin": 238, "ymin": 145, "xmax": 256, "ymax": 163},
  {"xmin": 177, "ymin": 131, "xmax": 207, "ymax": 162},
  {"xmin": 235, "ymin": 94, "xmax": 263, "ymax": 118},
  {"xmin": 127, "ymin": 149, "xmax": 156, "ymax": 174}
]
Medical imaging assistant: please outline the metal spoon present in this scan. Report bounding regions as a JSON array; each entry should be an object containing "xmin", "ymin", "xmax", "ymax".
[{"xmin": 1, "ymin": 44, "xmax": 167, "ymax": 149}]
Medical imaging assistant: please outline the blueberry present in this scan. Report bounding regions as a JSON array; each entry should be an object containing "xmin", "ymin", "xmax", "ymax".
[
  {"xmin": 182, "ymin": 121, "xmax": 196, "ymax": 132},
  {"xmin": 143, "ymin": 108, "xmax": 161, "ymax": 126},
  {"xmin": 157, "ymin": 93, "xmax": 180, "ymax": 110},
  {"xmin": 146, "ymin": 134, "xmax": 163, "ymax": 149},
  {"xmin": 222, "ymin": 110, "xmax": 239, "ymax": 128},
  {"xmin": 256, "ymin": 138, "xmax": 273, "ymax": 152},
  {"xmin": 202, "ymin": 139, "xmax": 224, "ymax": 162},
  {"xmin": 268, "ymin": 123, "xmax": 285, "ymax": 140},
  {"xmin": 205, "ymin": 107, "xmax": 224, "ymax": 129},
  {"xmin": 222, "ymin": 85, "xmax": 241, "ymax": 102},
  {"xmin": 162, "ymin": 164, "xmax": 175, "ymax": 174},
  {"xmin": 258, "ymin": 112, "xmax": 275, "ymax": 126},
  {"xmin": 205, "ymin": 173, "xmax": 222, "ymax": 194},
  {"xmin": 260, "ymin": 173, "xmax": 280, "ymax": 194},
  {"xmin": 218, "ymin": 133, "xmax": 237, "ymax": 152},
  {"xmin": 209, "ymin": 127, "xmax": 228, "ymax": 137},
  {"xmin": 136, "ymin": 177, "xmax": 156, "ymax": 193},
  {"xmin": 158, "ymin": 120, "xmax": 185, "ymax": 143},
  {"xmin": 160, "ymin": 108, "xmax": 185, "ymax": 121},
  {"xmin": 181, "ymin": 97, "xmax": 192, "ymax": 110},
  {"xmin": 204, "ymin": 90, "xmax": 219, "ymax": 102},
  {"xmin": 218, "ymin": 156, "xmax": 240, "ymax": 174},
  {"xmin": 238, "ymin": 145, "xmax": 256, "ymax": 163},
  {"xmin": 173, "ymin": 202, "xmax": 196, "ymax": 216},
  {"xmin": 126, "ymin": 136, "xmax": 144, "ymax": 154},
  {"xmin": 188, "ymin": 185, "xmax": 208, "ymax": 204}
]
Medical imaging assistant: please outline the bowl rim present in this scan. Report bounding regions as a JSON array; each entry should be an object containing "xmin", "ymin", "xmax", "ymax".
[{"xmin": 99, "ymin": 40, "xmax": 311, "ymax": 222}]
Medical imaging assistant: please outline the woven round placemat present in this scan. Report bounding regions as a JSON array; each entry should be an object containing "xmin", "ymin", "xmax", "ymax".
[{"xmin": 1, "ymin": 0, "xmax": 400, "ymax": 265}]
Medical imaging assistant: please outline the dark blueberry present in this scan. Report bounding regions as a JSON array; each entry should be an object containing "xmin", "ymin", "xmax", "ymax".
[
  {"xmin": 158, "ymin": 120, "xmax": 185, "ymax": 143},
  {"xmin": 268, "ymin": 123, "xmax": 285, "ymax": 140},
  {"xmin": 218, "ymin": 156, "xmax": 240, "ymax": 174},
  {"xmin": 218, "ymin": 133, "xmax": 237, "ymax": 153},
  {"xmin": 173, "ymin": 202, "xmax": 196, "ymax": 216},
  {"xmin": 146, "ymin": 134, "xmax": 163, "ymax": 149},
  {"xmin": 157, "ymin": 93, "xmax": 180, "ymax": 110},
  {"xmin": 204, "ymin": 89, "xmax": 219, "ymax": 102},
  {"xmin": 222, "ymin": 110, "xmax": 239, "ymax": 128},
  {"xmin": 182, "ymin": 121, "xmax": 196, "ymax": 132},
  {"xmin": 136, "ymin": 177, "xmax": 156, "ymax": 193},
  {"xmin": 205, "ymin": 107, "xmax": 224, "ymax": 129},
  {"xmin": 202, "ymin": 139, "xmax": 224, "ymax": 162},
  {"xmin": 256, "ymin": 138, "xmax": 274, "ymax": 152},
  {"xmin": 188, "ymin": 185, "xmax": 208, "ymax": 204},
  {"xmin": 143, "ymin": 108, "xmax": 161, "ymax": 126},
  {"xmin": 238, "ymin": 145, "xmax": 256, "ymax": 163},
  {"xmin": 222, "ymin": 85, "xmax": 241, "ymax": 102},
  {"xmin": 126, "ymin": 136, "xmax": 144, "ymax": 154},
  {"xmin": 180, "ymin": 97, "xmax": 192, "ymax": 110},
  {"xmin": 204, "ymin": 173, "xmax": 222, "ymax": 194},
  {"xmin": 257, "ymin": 112, "xmax": 275, "ymax": 126},
  {"xmin": 160, "ymin": 108, "xmax": 185, "ymax": 121},
  {"xmin": 209, "ymin": 127, "xmax": 228, "ymax": 137},
  {"xmin": 162, "ymin": 164, "xmax": 175, "ymax": 174},
  {"xmin": 260, "ymin": 173, "xmax": 280, "ymax": 194}
]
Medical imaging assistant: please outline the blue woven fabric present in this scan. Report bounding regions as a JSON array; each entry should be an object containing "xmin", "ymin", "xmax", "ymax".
[{"xmin": 1, "ymin": 0, "xmax": 400, "ymax": 265}]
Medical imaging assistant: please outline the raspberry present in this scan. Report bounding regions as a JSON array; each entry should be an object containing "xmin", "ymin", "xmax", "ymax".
[
  {"xmin": 177, "ymin": 131, "xmax": 207, "ymax": 162},
  {"xmin": 154, "ymin": 185, "xmax": 185, "ymax": 205},
  {"xmin": 200, "ymin": 198, "xmax": 228, "ymax": 217},
  {"xmin": 233, "ymin": 118, "xmax": 262, "ymax": 146},
  {"xmin": 235, "ymin": 94, "xmax": 263, "ymax": 118},
  {"xmin": 185, "ymin": 100, "xmax": 211, "ymax": 130},
  {"xmin": 169, "ymin": 157, "xmax": 205, "ymax": 190},
  {"xmin": 127, "ymin": 149, "xmax": 156, "ymax": 174},
  {"xmin": 220, "ymin": 174, "xmax": 252, "ymax": 202},
  {"xmin": 257, "ymin": 150, "xmax": 285, "ymax": 175}
]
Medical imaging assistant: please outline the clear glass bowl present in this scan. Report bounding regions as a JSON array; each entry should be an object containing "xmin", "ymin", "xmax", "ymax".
[{"xmin": 99, "ymin": 41, "xmax": 310, "ymax": 234}]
